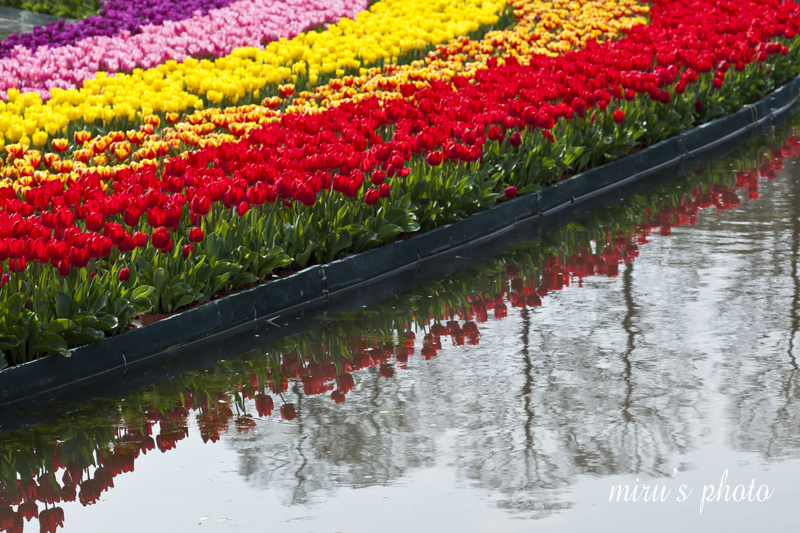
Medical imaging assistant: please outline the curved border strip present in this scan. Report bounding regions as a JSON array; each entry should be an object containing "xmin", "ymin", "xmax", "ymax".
[{"xmin": 1, "ymin": 75, "xmax": 799, "ymax": 407}]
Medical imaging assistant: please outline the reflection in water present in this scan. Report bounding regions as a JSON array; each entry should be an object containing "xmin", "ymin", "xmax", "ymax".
[{"xmin": 3, "ymin": 120, "xmax": 800, "ymax": 530}]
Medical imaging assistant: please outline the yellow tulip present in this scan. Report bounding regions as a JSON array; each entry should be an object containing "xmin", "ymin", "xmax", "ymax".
[{"xmin": 32, "ymin": 131, "xmax": 48, "ymax": 147}]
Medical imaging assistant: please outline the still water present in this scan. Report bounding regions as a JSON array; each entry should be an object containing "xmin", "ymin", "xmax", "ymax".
[{"xmin": 3, "ymin": 118, "xmax": 800, "ymax": 533}]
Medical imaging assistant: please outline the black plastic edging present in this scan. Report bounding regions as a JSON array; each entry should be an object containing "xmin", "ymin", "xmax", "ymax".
[{"xmin": 1, "ymin": 75, "xmax": 799, "ymax": 407}]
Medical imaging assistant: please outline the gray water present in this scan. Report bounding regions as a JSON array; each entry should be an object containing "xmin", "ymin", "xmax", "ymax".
[
  {"xmin": 0, "ymin": 7, "xmax": 68, "ymax": 40},
  {"xmin": 2, "ymin": 121, "xmax": 800, "ymax": 533}
]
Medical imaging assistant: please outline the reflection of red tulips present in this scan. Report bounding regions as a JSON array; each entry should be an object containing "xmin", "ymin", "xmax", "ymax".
[
  {"xmin": 331, "ymin": 390, "xmax": 346, "ymax": 404},
  {"xmin": 0, "ymin": 507, "xmax": 22, "ymax": 533},
  {"xmin": 379, "ymin": 364, "xmax": 395, "ymax": 379},
  {"xmin": 463, "ymin": 321, "xmax": 480, "ymax": 345},
  {"xmin": 58, "ymin": 484, "xmax": 76, "ymax": 503},
  {"xmin": 197, "ymin": 404, "xmax": 232, "ymax": 443},
  {"xmin": 280, "ymin": 403, "xmax": 297, "ymax": 421},
  {"xmin": 18, "ymin": 501, "xmax": 38, "ymax": 520},
  {"xmin": 336, "ymin": 373, "xmax": 355, "ymax": 394},
  {"xmin": 234, "ymin": 415, "xmax": 257, "ymax": 433},
  {"xmin": 78, "ymin": 479, "xmax": 101, "ymax": 506},
  {"xmin": 255, "ymin": 394, "xmax": 274, "ymax": 417},
  {"xmin": 38, "ymin": 507, "xmax": 64, "ymax": 533}
]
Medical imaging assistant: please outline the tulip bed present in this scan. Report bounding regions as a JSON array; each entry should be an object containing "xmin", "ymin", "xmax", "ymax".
[{"xmin": 0, "ymin": 0, "xmax": 799, "ymax": 370}]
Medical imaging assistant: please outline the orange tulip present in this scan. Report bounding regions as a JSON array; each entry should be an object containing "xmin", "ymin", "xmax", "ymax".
[
  {"xmin": 278, "ymin": 84, "xmax": 295, "ymax": 98},
  {"xmin": 74, "ymin": 130, "xmax": 92, "ymax": 144},
  {"xmin": 114, "ymin": 145, "xmax": 131, "ymax": 161},
  {"xmin": 262, "ymin": 96, "xmax": 282, "ymax": 109},
  {"xmin": 73, "ymin": 149, "xmax": 92, "ymax": 163},
  {"xmin": 43, "ymin": 153, "xmax": 60, "ymax": 168},
  {"xmin": 52, "ymin": 138, "xmax": 70, "ymax": 152},
  {"xmin": 5, "ymin": 143, "xmax": 29, "ymax": 159},
  {"xmin": 26, "ymin": 151, "xmax": 42, "ymax": 169}
]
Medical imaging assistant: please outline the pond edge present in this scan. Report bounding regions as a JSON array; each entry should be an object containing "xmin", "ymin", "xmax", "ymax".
[{"xmin": 2, "ymin": 75, "xmax": 799, "ymax": 406}]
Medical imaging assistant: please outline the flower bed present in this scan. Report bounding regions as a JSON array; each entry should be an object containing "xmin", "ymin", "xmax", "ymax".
[{"xmin": 0, "ymin": 0, "xmax": 799, "ymax": 371}]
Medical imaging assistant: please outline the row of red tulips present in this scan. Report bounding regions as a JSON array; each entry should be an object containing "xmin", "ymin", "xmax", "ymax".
[{"xmin": 1, "ymin": 0, "xmax": 799, "ymax": 369}]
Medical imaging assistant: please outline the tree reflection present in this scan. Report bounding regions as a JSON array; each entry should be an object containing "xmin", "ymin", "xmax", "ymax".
[{"xmin": 725, "ymin": 134, "xmax": 800, "ymax": 459}]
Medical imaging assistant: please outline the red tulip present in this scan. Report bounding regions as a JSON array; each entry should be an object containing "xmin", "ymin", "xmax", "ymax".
[
  {"xmin": 399, "ymin": 83, "xmax": 416, "ymax": 98},
  {"xmin": 133, "ymin": 232, "xmax": 148, "ymax": 248},
  {"xmin": 123, "ymin": 207, "xmax": 141, "ymax": 227},
  {"xmin": 163, "ymin": 206, "xmax": 181, "ymax": 229},
  {"xmin": 70, "ymin": 246, "xmax": 90, "ymax": 268},
  {"xmin": 183, "ymin": 245, "xmax": 194, "ymax": 258},
  {"xmin": 364, "ymin": 189, "xmax": 379, "ymax": 206},
  {"xmin": 85, "ymin": 211, "xmax": 104, "ymax": 232},
  {"xmin": 105, "ymin": 223, "xmax": 126, "ymax": 246},
  {"xmin": 151, "ymin": 227, "xmax": 170, "ymax": 249},
  {"xmin": 379, "ymin": 183, "xmax": 391, "ymax": 198},
  {"xmin": 509, "ymin": 132, "xmax": 522, "ymax": 148},
  {"xmin": 8, "ymin": 257, "xmax": 25, "ymax": 273},
  {"xmin": 370, "ymin": 170, "xmax": 385, "ymax": 185},
  {"xmin": 58, "ymin": 258, "xmax": 71, "ymax": 276},
  {"xmin": 55, "ymin": 209, "xmax": 74, "ymax": 229},
  {"xmin": 189, "ymin": 227, "xmax": 205, "ymax": 243},
  {"xmin": 190, "ymin": 195, "xmax": 211, "ymax": 216},
  {"xmin": 426, "ymin": 151, "xmax": 443, "ymax": 166},
  {"xmin": 295, "ymin": 185, "xmax": 317, "ymax": 207},
  {"xmin": 613, "ymin": 109, "xmax": 625, "ymax": 124},
  {"xmin": 118, "ymin": 268, "xmax": 130, "ymax": 281},
  {"xmin": 504, "ymin": 186, "xmax": 518, "ymax": 199},
  {"xmin": 487, "ymin": 125, "xmax": 505, "ymax": 142},
  {"xmin": 40, "ymin": 211, "xmax": 56, "ymax": 228}
]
